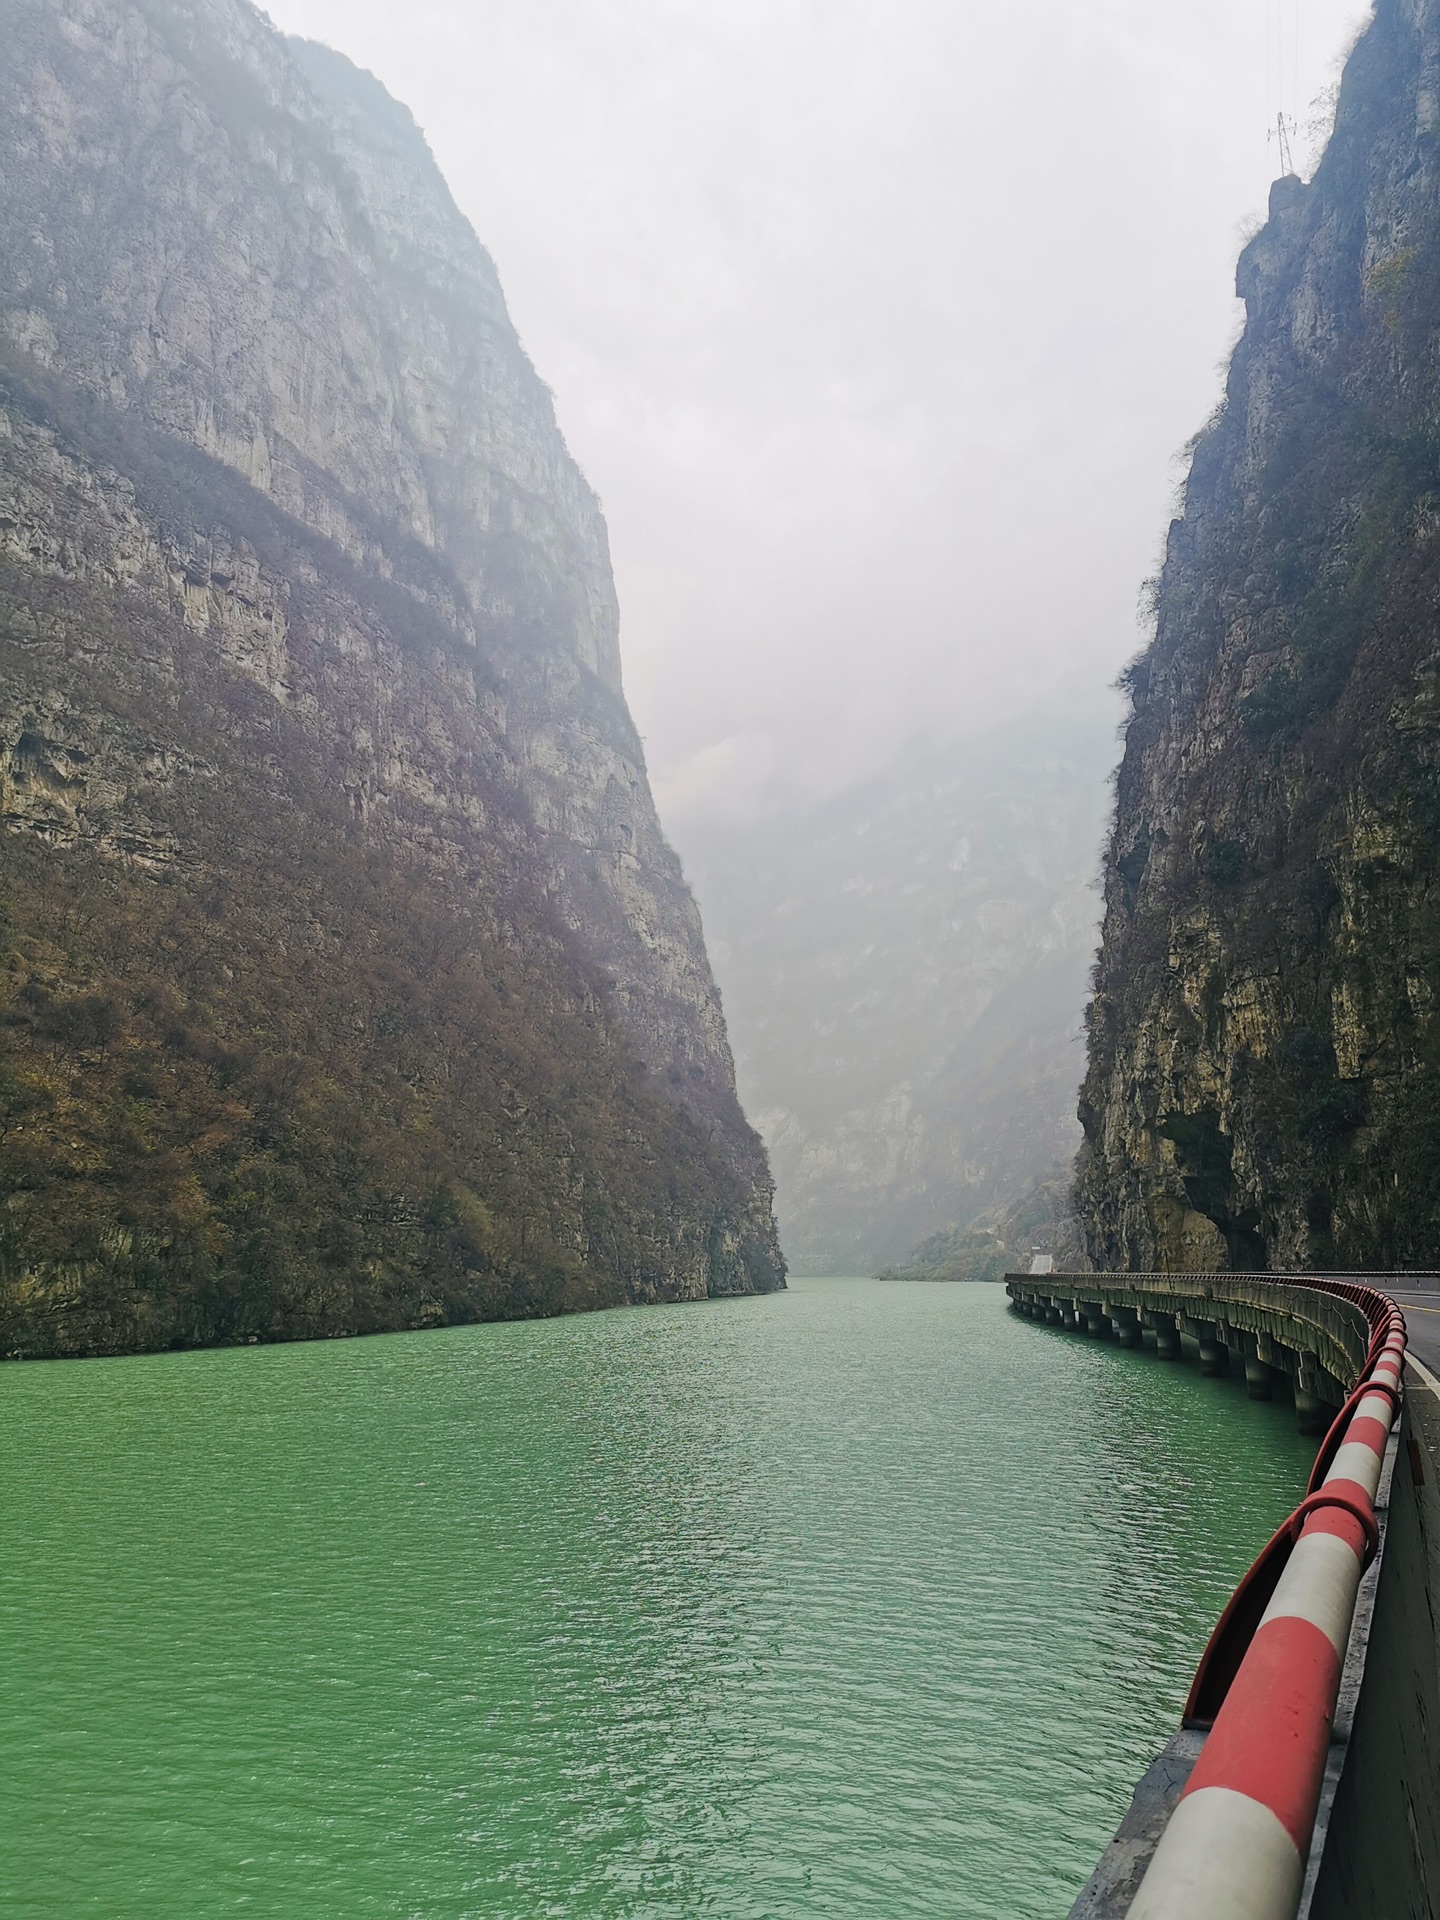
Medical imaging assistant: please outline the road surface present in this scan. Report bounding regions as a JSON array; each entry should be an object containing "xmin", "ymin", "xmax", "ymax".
[{"xmin": 1377, "ymin": 1277, "xmax": 1440, "ymax": 1376}]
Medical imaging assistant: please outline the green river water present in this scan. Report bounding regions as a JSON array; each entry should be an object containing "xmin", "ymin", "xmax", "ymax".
[{"xmin": 2, "ymin": 1277, "xmax": 1316, "ymax": 1919}]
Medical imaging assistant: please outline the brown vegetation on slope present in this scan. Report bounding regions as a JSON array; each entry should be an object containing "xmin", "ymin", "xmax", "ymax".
[
  {"xmin": 0, "ymin": 0, "xmax": 784, "ymax": 1355},
  {"xmin": 0, "ymin": 350, "xmax": 779, "ymax": 1358},
  {"xmin": 1080, "ymin": 0, "xmax": 1440, "ymax": 1272}
]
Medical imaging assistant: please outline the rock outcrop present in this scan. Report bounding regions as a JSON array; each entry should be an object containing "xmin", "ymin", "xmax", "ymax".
[
  {"xmin": 1080, "ymin": 0, "xmax": 1440, "ymax": 1271},
  {"xmin": 0, "ymin": 0, "xmax": 783, "ymax": 1355}
]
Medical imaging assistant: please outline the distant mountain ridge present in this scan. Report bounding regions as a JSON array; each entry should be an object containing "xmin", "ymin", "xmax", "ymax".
[
  {"xmin": 877, "ymin": 1165, "xmax": 1090, "ymax": 1284},
  {"xmin": 0, "ymin": 0, "xmax": 782, "ymax": 1356},
  {"xmin": 679, "ymin": 705, "xmax": 1117, "ymax": 1274}
]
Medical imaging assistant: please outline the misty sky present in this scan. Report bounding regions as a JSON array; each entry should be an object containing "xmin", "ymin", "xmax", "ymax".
[{"xmin": 265, "ymin": 0, "xmax": 1372, "ymax": 829}]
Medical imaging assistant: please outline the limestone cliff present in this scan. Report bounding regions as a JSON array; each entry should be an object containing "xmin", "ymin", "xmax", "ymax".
[
  {"xmin": 0, "ymin": 0, "xmax": 782, "ymax": 1355},
  {"xmin": 1080, "ymin": 0, "xmax": 1440, "ymax": 1272}
]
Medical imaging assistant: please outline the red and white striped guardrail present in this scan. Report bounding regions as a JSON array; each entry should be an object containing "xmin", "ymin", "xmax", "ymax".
[{"xmin": 1127, "ymin": 1283, "xmax": 1406, "ymax": 1920}]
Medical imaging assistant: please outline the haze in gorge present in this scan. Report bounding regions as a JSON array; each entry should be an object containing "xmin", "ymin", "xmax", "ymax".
[
  {"xmin": 258, "ymin": 0, "xmax": 1375, "ymax": 1275},
  {"xmin": 4, "ymin": 1, "xmax": 1422, "ymax": 1916}
]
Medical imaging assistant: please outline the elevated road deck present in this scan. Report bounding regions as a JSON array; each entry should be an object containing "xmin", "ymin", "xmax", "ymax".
[{"xmin": 1006, "ymin": 1270, "xmax": 1440, "ymax": 1919}]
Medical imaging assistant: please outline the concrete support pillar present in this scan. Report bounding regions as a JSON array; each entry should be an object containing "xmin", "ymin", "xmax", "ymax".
[
  {"xmin": 1257, "ymin": 1333, "xmax": 1290, "ymax": 1372},
  {"xmin": 1152, "ymin": 1315, "xmax": 1181, "ymax": 1361},
  {"xmin": 1181, "ymin": 1315, "xmax": 1227, "ymax": 1375},
  {"xmin": 1009, "ymin": 1280, "xmax": 1352, "ymax": 1440},
  {"xmin": 1244, "ymin": 1356, "xmax": 1275, "ymax": 1400},
  {"xmin": 1294, "ymin": 1386, "xmax": 1328, "ymax": 1434},
  {"xmin": 1296, "ymin": 1359, "xmax": 1331, "ymax": 1436},
  {"xmin": 1109, "ymin": 1306, "xmax": 1141, "ymax": 1347},
  {"xmin": 1197, "ymin": 1333, "xmax": 1226, "ymax": 1376}
]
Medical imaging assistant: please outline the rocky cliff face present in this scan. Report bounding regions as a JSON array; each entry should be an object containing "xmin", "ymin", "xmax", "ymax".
[
  {"xmin": 0, "ymin": 0, "xmax": 782, "ymax": 1355},
  {"xmin": 681, "ymin": 708, "xmax": 1114, "ymax": 1273},
  {"xmin": 1080, "ymin": 0, "xmax": 1440, "ymax": 1273}
]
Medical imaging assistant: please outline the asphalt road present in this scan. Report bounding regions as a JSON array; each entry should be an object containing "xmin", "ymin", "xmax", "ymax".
[{"xmin": 1376, "ymin": 1277, "xmax": 1440, "ymax": 1377}]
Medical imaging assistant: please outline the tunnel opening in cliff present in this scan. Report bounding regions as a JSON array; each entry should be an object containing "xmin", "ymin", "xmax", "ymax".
[{"xmin": 1157, "ymin": 1110, "xmax": 1268, "ymax": 1272}]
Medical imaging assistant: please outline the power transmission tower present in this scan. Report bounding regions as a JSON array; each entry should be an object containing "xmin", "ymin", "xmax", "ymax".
[{"xmin": 1271, "ymin": 109, "xmax": 1297, "ymax": 178}]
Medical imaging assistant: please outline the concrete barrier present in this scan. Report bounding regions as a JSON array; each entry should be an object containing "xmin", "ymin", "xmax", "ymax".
[{"xmin": 1005, "ymin": 1273, "xmax": 1440, "ymax": 1918}]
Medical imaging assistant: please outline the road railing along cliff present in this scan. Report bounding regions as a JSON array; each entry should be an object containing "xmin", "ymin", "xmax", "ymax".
[{"xmin": 1006, "ymin": 1271, "xmax": 1440, "ymax": 1919}]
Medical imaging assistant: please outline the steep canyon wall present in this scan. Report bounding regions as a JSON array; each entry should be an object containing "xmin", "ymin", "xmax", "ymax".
[
  {"xmin": 1081, "ymin": 0, "xmax": 1440, "ymax": 1273},
  {"xmin": 0, "ymin": 0, "xmax": 783, "ymax": 1354}
]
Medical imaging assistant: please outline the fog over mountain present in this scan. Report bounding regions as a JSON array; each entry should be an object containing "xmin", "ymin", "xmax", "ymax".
[
  {"xmin": 262, "ymin": 0, "xmax": 1371, "ymax": 816},
  {"xmin": 682, "ymin": 700, "xmax": 1119, "ymax": 1271},
  {"xmin": 257, "ymin": 0, "xmax": 1374, "ymax": 1266}
]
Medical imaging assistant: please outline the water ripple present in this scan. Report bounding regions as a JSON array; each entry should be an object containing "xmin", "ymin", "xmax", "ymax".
[{"xmin": 0, "ymin": 1279, "xmax": 1314, "ymax": 1918}]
